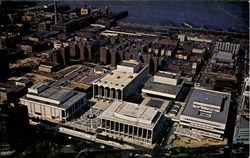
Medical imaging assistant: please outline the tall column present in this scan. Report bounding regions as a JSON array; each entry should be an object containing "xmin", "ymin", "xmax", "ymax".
[
  {"xmin": 120, "ymin": 123, "xmax": 122, "ymax": 134},
  {"xmin": 98, "ymin": 87, "xmax": 102, "ymax": 97},
  {"xmin": 96, "ymin": 85, "xmax": 99, "ymax": 98},
  {"xmin": 118, "ymin": 122, "xmax": 120, "ymax": 133},
  {"xmin": 106, "ymin": 120, "xmax": 109, "ymax": 130},
  {"xmin": 105, "ymin": 119, "xmax": 107, "ymax": 132},
  {"xmin": 130, "ymin": 125, "xmax": 133, "ymax": 136},
  {"xmin": 104, "ymin": 87, "xmax": 107, "ymax": 98},
  {"xmin": 136, "ymin": 127, "xmax": 139, "ymax": 138},
  {"xmin": 121, "ymin": 91, "xmax": 123, "ymax": 100},
  {"xmin": 132, "ymin": 126, "xmax": 134, "ymax": 138},
  {"xmin": 146, "ymin": 129, "xmax": 149, "ymax": 142},
  {"xmin": 111, "ymin": 89, "xmax": 115, "ymax": 100},
  {"xmin": 143, "ymin": 129, "xmax": 146, "ymax": 140},
  {"xmin": 122, "ymin": 123, "xmax": 124, "ymax": 135},
  {"xmin": 150, "ymin": 130, "xmax": 153, "ymax": 143},
  {"xmin": 116, "ymin": 90, "xmax": 119, "ymax": 100}
]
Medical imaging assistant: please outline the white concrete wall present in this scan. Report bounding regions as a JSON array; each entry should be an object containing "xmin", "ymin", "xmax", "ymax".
[
  {"xmin": 117, "ymin": 65, "xmax": 134, "ymax": 74},
  {"xmin": 142, "ymin": 89, "xmax": 176, "ymax": 99},
  {"xmin": 20, "ymin": 99, "xmax": 63, "ymax": 121},
  {"xmin": 154, "ymin": 75, "xmax": 178, "ymax": 86},
  {"xmin": 187, "ymin": 36, "xmax": 212, "ymax": 43},
  {"xmin": 192, "ymin": 48, "xmax": 205, "ymax": 54},
  {"xmin": 180, "ymin": 115, "xmax": 226, "ymax": 134},
  {"xmin": 123, "ymin": 65, "xmax": 148, "ymax": 99}
]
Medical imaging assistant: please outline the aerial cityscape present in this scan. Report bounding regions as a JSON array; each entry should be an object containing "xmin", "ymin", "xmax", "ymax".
[{"xmin": 0, "ymin": 1, "xmax": 249, "ymax": 158}]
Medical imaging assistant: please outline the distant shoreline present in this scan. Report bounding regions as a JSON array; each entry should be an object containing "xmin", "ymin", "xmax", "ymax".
[{"xmin": 37, "ymin": 1, "xmax": 249, "ymax": 32}]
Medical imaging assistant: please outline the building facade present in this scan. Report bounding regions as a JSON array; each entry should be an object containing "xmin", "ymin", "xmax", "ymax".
[
  {"xmin": 20, "ymin": 83, "xmax": 87, "ymax": 122},
  {"xmin": 0, "ymin": 49, "xmax": 9, "ymax": 82},
  {"xmin": 99, "ymin": 101, "xmax": 164, "ymax": 145},
  {"xmin": 93, "ymin": 60, "xmax": 148, "ymax": 101},
  {"xmin": 214, "ymin": 42, "xmax": 240, "ymax": 55},
  {"xmin": 233, "ymin": 77, "xmax": 250, "ymax": 144},
  {"xmin": 142, "ymin": 71, "xmax": 184, "ymax": 99},
  {"xmin": 0, "ymin": 104, "xmax": 29, "ymax": 152},
  {"xmin": 178, "ymin": 88, "xmax": 231, "ymax": 140}
]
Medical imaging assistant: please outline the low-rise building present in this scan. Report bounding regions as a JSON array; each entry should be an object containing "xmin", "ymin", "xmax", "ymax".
[
  {"xmin": 210, "ymin": 42, "xmax": 240, "ymax": 68},
  {"xmin": 0, "ymin": 80, "xmax": 29, "ymax": 105},
  {"xmin": 175, "ymin": 50, "xmax": 191, "ymax": 60},
  {"xmin": 214, "ymin": 42, "xmax": 240, "ymax": 55},
  {"xmin": 210, "ymin": 51, "xmax": 235, "ymax": 67},
  {"xmin": 178, "ymin": 88, "xmax": 231, "ymax": 140},
  {"xmin": 178, "ymin": 34, "xmax": 212, "ymax": 43},
  {"xmin": 192, "ymin": 47, "xmax": 205, "ymax": 54},
  {"xmin": 39, "ymin": 62, "xmax": 60, "ymax": 73},
  {"xmin": 20, "ymin": 83, "xmax": 87, "ymax": 122},
  {"xmin": 233, "ymin": 77, "xmax": 250, "ymax": 144},
  {"xmin": 99, "ymin": 100, "xmax": 164, "ymax": 145},
  {"xmin": 0, "ymin": 49, "xmax": 9, "ymax": 82},
  {"xmin": 0, "ymin": 104, "xmax": 29, "ymax": 152},
  {"xmin": 234, "ymin": 115, "xmax": 249, "ymax": 144},
  {"xmin": 186, "ymin": 35, "xmax": 212, "ymax": 43},
  {"xmin": 93, "ymin": 60, "xmax": 148, "ymax": 101},
  {"xmin": 142, "ymin": 71, "xmax": 184, "ymax": 99}
]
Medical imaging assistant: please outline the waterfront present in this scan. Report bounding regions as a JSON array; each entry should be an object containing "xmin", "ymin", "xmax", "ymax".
[
  {"xmin": 0, "ymin": 1, "xmax": 249, "ymax": 157},
  {"xmin": 56, "ymin": 1, "xmax": 249, "ymax": 32}
]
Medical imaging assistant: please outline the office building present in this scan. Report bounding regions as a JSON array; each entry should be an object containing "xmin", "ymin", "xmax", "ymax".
[
  {"xmin": 234, "ymin": 115, "xmax": 249, "ymax": 144},
  {"xmin": 233, "ymin": 77, "xmax": 250, "ymax": 144},
  {"xmin": 0, "ymin": 104, "xmax": 29, "ymax": 152},
  {"xmin": 0, "ymin": 49, "xmax": 9, "ymax": 82},
  {"xmin": 93, "ymin": 60, "xmax": 148, "ymax": 101},
  {"xmin": 60, "ymin": 46, "xmax": 70, "ymax": 66},
  {"xmin": 20, "ymin": 83, "xmax": 87, "ymax": 122},
  {"xmin": 99, "ymin": 100, "xmax": 164, "ymax": 144},
  {"xmin": 0, "ymin": 80, "xmax": 29, "ymax": 105}
]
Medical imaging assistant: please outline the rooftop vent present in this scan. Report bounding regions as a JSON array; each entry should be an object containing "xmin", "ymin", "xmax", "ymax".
[{"xmin": 199, "ymin": 111, "xmax": 212, "ymax": 118}]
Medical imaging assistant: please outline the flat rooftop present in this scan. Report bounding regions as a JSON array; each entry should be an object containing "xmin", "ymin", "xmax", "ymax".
[
  {"xmin": 94, "ymin": 60, "xmax": 144, "ymax": 89},
  {"xmin": 120, "ymin": 62, "xmax": 138, "ymax": 68},
  {"xmin": 141, "ymin": 96, "xmax": 171, "ymax": 113},
  {"xmin": 40, "ymin": 62, "xmax": 60, "ymax": 67},
  {"xmin": 99, "ymin": 101, "xmax": 162, "ymax": 129},
  {"xmin": 0, "ymin": 81, "xmax": 26, "ymax": 93},
  {"xmin": 154, "ymin": 72, "xmax": 179, "ymax": 79},
  {"xmin": 182, "ymin": 88, "xmax": 231, "ymax": 124},
  {"xmin": 193, "ymin": 90, "xmax": 226, "ymax": 107},
  {"xmin": 142, "ymin": 77, "xmax": 183, "ymax": 98},
  {"xmin": 240, "ymin": 115, "xmax": 249, "ymax": 129},
  {"xmin": 39, "ymin": 88, "xmax": 73, "ymax": 101},
  {"xmin": 95, "ymin": 62, "xmax": 144, "ymax": 89},
  {"xmin": 21, "ymin": 86, "xmax": 86, "ymax": 109}
]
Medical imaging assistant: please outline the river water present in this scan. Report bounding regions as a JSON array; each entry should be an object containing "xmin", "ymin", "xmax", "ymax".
[{"xmin": 56, "ymin": 1, "xmax": 249, "ymax": 32}]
